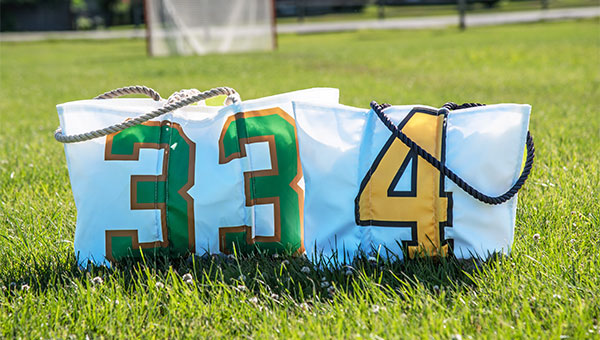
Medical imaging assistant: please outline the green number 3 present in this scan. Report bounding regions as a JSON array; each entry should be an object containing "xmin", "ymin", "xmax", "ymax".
[
  {"xmin": 104, "ymin": 121, "xmax": 196, "ymax": 262},
  {"xmin": 218, "ymin": 107, "xmax": 304, "ymax": 255}
]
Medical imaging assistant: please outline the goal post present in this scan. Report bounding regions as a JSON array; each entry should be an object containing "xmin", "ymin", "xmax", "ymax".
[{"xmin": 144, "ymin": 0, "xmax": 276, "ymax": 56}]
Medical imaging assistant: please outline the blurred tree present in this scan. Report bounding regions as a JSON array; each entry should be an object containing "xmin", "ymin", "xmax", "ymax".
[
  {"xmin": 131, "ymin": 0, "xmax": 143, "ymax": 27},
  {"xmin": 0, "ymin": 0, "xmax": 65, "ymax": 3},
  {"xmin": 0, "ymin": 0, "xmax": 41, "ymax": 3},
  {"xmin": 97, "ymin": 0, "xmax": 117, "ymax": 27},
  {"xmin": 1, "ymin": 0, "xmax": 71, "ymax": 31}
]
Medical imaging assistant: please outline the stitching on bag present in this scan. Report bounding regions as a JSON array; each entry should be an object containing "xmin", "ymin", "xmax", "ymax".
[
  {"xmin": 156, "ymin": 121, "xmax": 164, "ymax": 242},
  {"xmin": 440, "ymin": 111, "xmax": 454, "ymax": 255},
  {"xmin": 240, "ymin": 115, "xmax": 256, "ymax": 239},
  {"xmin": 165, "ymin": 119, "xmax": 171, "ymax": 245}
]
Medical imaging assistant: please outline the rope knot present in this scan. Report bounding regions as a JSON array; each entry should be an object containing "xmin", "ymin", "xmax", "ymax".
[{"xmin": 167, "ymin": 89, "xmax": 202, "ymax": 105}]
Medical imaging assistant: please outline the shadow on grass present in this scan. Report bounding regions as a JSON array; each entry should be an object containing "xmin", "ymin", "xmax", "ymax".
[{"xmin": 2, "ymin": 247, "xmax": 493, "ymax": 301}]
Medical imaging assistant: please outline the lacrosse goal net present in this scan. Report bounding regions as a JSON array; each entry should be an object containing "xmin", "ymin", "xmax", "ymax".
[{"xmin": 145, "ymin": 0, "xmax": 276, "ymax": 56}]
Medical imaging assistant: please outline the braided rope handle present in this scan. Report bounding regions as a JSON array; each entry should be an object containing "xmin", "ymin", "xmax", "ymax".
[
  {"xmin": 54, "ymin": 86, "xmax": 240, "ymax": 143},
  {"xmin": 370, "ymin": 101, "xmax": 534, "ymax": 205},
  {"xmin": 95, "ymin": 85, "xmax": 162, "ymax": 101}
]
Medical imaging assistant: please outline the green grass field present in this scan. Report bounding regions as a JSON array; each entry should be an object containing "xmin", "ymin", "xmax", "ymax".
[{"xmin": 1, "ymin": 19, "xmax": 599, "ymax": 338}]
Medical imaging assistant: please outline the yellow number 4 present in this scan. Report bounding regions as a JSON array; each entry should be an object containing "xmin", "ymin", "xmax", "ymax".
[{"xmin": 355, "ymin": 108, "xmax": 452, "ymax": 258}]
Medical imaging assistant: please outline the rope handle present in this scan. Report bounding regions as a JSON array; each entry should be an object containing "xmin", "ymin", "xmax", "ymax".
[
  {"xmin": 94, "ymin": 85, "xmax": 162, "ymax": 101},
  {"xmin": 370, "ymin": 101, "xmax": 534, "ymax": 205},
  {"xmin": 54, "ymin": 85, "xmax": 240, "ymax": 143}
]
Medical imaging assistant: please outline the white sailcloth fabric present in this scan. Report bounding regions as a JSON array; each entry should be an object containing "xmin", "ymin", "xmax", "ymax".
[{"xmin": 56, "ymin": 88, "xmax": 531, "ymax": 266}]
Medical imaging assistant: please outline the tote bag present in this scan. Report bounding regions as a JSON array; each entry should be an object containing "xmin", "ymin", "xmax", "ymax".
[
  {"xmin": 293, "ymin": 100, "xmax": 532, "ymax": 261},
  {"xmin": 56, "ymin": 86, "xmax": 339, "ymax": 266}
]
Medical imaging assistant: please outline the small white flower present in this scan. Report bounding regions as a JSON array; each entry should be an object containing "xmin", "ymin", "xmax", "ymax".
[
  {"xmin": 91, "ymin": 276, "xmax": 103, "ymax": 285},
  {"xmin": 272, "ymin": 253, "xmax": 279, "ymax": 259},
  {"xmin": 114, "ymin": 299, "xmax": 119, "ymax": 305},
  {"xmin": 301, "ymin": 266, "xmax": 310, "ymax": 274},
  {"xmin": 451, "ymin": 335, "xmax": 462, "ymax": 340},
  {"xmin": 182, "ymin": 274, "xmax": 194, "ymax": 285},
  {"xmin": 270, "ymin": 293, "xmax": 279, "ymax": 300},
  {"xmin": 248, "ymin": 297, "xmax": 259, "ymax": 304},
  {"xmin": 433, "ymin": 285, "xmax": 440, "ymax": 294},
  {"xmin": 371, "ymin": 305, "xmax": 381, "ymax": 314},
  {"xmin": 21, "ymin": 284, "xmax": 30, "ymax": 291},
  {"xmin": 155, "ymin": 282, "xmax": 165, "ymax": 289},
  {"xmin": 320, "ymin": 281, "xmax": 330, "ymax": 288},
  {"xmin": 553, "ymin": 294, "xmax": 562, "ymax": 299},
  {"xmin": 1, "ymin": 285, "xmax": 6, "ymax": 292},
  {"xmin": 533, "ymin": 233, "xmax": 540, "ymax": 241},
  {"xmin": 236, "ymin": 285, "xmax": 247, "ymax": 291}
]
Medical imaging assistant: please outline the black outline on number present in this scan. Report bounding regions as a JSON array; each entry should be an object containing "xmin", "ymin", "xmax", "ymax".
[
  {"xmin": 387, "ymin": 148, "xmax": 418, "ymax": 197},
  {"xmin": 354, "ymin": 107, "xmax": 453, "ymax": 250}
]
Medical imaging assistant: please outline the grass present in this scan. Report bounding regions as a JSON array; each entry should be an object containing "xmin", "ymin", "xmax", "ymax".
[{"xmin": 0, "ymin": 19, "xmax": 599, "ymax": 338}]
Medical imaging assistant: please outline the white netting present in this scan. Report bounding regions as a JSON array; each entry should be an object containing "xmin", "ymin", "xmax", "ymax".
[{"xmin": 146, "ymin": 0, "xmax": 275, "ymax": 56}]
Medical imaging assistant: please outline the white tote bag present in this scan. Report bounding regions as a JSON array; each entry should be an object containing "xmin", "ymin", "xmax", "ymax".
[
  {"xmin": 56, "ymin": 86, "xmax": 339, "ymax": 266},
  {"xmin": 293, "ymin": 100, "xmax": 532, "ymax": 261},
  {"xmin": 55, "ymin": 86, "xmax": 533, "ymax": 266}
]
